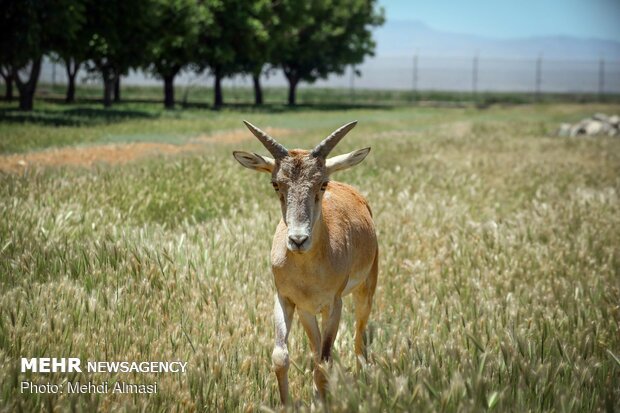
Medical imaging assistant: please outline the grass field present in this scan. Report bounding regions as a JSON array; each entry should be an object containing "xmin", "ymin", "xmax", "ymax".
[{"xmin": 1, "ymin": 97, "xmax": 619, "ymax": 412}]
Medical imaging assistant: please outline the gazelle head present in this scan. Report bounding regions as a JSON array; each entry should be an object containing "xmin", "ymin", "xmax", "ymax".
[{"xmin": 233, "ymin": 121, "xmax": 370, "ymax": 253}]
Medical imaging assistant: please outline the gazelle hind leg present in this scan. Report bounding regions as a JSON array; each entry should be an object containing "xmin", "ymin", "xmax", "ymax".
[
  {"xmin": 312, "ymin": 297, "xmax": 343, "ymax": 402},
  {"xmin": 353, "ymin": 250, "xmax": 378, "ymax": 364}
]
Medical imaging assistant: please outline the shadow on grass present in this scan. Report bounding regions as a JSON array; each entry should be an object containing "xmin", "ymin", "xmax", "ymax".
[
  {"xmin": 40, "ymin": 96, "xmax": 160, "ymax": 106},
  {"xmin": 0, "ymin": 106, "xmax": 159, "ymax": 126},
  {"xmin": 0, "ymin": 99, "xmax": 395, "ymax": 127},
  {"xmin": 40, "ymin": 97, "xmax": 395, "ymax": 112},
  {"xmin": 37, "ymin": 95, "xmax": 396, "ymax": 111}
]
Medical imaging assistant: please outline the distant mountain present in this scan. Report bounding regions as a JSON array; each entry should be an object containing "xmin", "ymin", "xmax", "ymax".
[{"xmin": 375, "ymin": 20, "xmax": 620, "ymax": 60}]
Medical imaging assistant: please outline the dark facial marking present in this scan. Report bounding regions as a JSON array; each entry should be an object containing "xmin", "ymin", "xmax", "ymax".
[{"xmin": 275, "ymin": 150, "xmax": 325, "ymax": 189}]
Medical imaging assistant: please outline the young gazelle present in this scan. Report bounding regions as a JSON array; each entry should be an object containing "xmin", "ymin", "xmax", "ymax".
[{"xmin": 233, "ymin": 121, "xmax": 378, "ymax": 404}]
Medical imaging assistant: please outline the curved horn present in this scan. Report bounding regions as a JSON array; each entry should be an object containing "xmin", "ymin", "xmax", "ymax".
[
  {"xmin": 311, "ymin": 121, "xmax": 358, "ymax": 158},
  {"xmin": 243, "ymin": 120, "xmax": 289, "ymax": 159}
]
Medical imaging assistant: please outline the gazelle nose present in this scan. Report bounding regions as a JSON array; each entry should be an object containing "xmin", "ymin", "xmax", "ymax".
[{"xmin": 288, "ymin": 234, "xmax": 308, "ymax": 247}]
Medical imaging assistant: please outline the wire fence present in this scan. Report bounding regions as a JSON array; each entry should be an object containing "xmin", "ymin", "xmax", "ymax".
[
  {"xmin": 309, "ymin": 56, "xmax": 620, "ymax": 96},
  {"xmin": 39, "ymin": 55, "xmax": 620, "ymax": 98}
]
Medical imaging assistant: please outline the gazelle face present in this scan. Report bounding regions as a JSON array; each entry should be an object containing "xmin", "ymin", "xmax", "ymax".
[
  {"xmin": 272, "ymin": 150, "xmax": 328, "ymax": 252},
  {"xmin": 233, "ymin": 120, "xmax": 371, "ymax": 253}
]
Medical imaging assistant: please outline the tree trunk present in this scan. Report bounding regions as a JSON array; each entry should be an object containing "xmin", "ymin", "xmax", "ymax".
[
  {"xmin": 13, "ymin": 57, "xmax": 42, "ymax": 111},
  {"xmin": 66, "ymin": 74, "xmax": 76, "ymax": 103},
  {"xmin": 163, "ymin": 74, "xmax": 175, "ymax": 109},
  {"xmin": 64, "ymin": 59, "xmax": 80, "ymax": 103},
  {"xmin": 113, "ymin": 75, "xmax": 121, "ymax": 102},
  {"xmin": 103, "ymin": 75, "xmax": 114, "ymax": 107},
  {"xmin": 287, "ymin": 76, "xmax": 298, "ymax": 106},
  {"xmin": 2, "ymin": 73, "xmax": 13, "ymax": 101},
  {"xmin": 252, "ymin": 73, "xmax": 263, "ymax": 105},
  {"xmin": 213, "ymin": 68, "xmax": 223, "ymax": 107}
]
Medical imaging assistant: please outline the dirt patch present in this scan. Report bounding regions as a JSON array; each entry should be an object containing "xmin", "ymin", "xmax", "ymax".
[
  {"xmin": 0, "ymin": 127, "xmax": 293, "ymax": 173},
  {"xmin": 0, "ymin": 142, "xmax": 203, "ymax": 173},
  {"xmin": 192, "ymin": 127, "xmax": 292, "ymax": 145}
]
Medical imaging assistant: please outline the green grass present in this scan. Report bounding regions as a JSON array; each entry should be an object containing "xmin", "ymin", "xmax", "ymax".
[
  {"xmin": 0, "ymin": 98, "xmax": 619, "ymax": 412},
  {"xmin": 34, "ymin": 82, "xmax": 620, "ymax": 106}
]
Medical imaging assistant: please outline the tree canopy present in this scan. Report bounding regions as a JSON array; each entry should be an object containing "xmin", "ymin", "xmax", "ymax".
[
  {"xmin": 83, "ymin": 0, "xmax": 152, "ymax": 106},
  {"xmin": 196, "ymin": 0, "xmax": 272, "ymax": 107},
  {"xmin": 273, "ymin": 0, "xmax": 385, "ymax": 105},
  {"xmin": 145, "ymin": 0, "xmax": 210, "ymax": 108},
  {"xmin": 0, "ymin": 0, "xmax": 384, "ymax": 110},
  {"xmin": 0, "ymin": 0, "xmax": 84, "ymax": 109}
]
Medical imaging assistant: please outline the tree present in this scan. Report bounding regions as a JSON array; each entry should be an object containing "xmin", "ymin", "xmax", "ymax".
[
  {"xmin": 0, "ymin": 0, "xmax": 42, "ymax": 110},
  {"xmin": 0, "ymin": 0, "xmax": 83, "ymax": 110},
  {"xmin": 230, "ymin": 0, "xmax": 273, "ymax": 105},
  {"xmin": 197, "ymin": 0, "xmax": 270, "ymax": 107},
  {"xmin": 272, "ymin": 0, "xmax": 384, "ymax": 105},
  {"xmin": 49, "ymin": 0, "xmax": 88, "ymax": 103},
  {"xmin": 63, "ymin": 56, "xmax": 82, "ymax": 103},
  {"xmin": 196, "ymin": 1, "xmax": 234, "ymax": 107},
  {"xmin": 146, "ymin": 0, "xmax": 209, "ymax": 109},
  {"xmin": 83, "ymin": 0, "xmax": 151, "ymax": 107}
]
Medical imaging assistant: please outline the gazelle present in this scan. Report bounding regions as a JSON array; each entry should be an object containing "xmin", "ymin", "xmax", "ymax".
[{"xmin": 233, "ymin": 121, "xmax": 378, "ymax": 404}]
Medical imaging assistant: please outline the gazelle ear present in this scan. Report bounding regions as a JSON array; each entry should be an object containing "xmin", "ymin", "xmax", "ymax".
[
  {"xmin": 233, "ymin": 151, "xmax": 275, "ymax": 173},
  {"xmin": 325, "ymin": 147, "xmax": 371, "ymax": 174}
]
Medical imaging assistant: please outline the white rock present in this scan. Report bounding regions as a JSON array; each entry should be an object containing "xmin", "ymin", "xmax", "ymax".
[
  {"xmin": 569, "ymin": 124, "xmax": 583, "ymax": 137},
  {"xmin": 558, "ymin": 123, "xmax": 572, "ymax": 137},
  {"xmin": 559, "ymin": 114, "xmax": 620, "ymax": 138},
  {"xmin": 585, "ymin": 120, "xmax": 603, "ymax": 135},
  {"xmin": 592, "ymin": 113, "xmax": 609, "ymax": 122}
]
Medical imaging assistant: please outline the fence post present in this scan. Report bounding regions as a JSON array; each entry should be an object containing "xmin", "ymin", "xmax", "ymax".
[
  {"xmin": 52, "ymin": 61, "xmax": 56, "ymax": 89},
  {"xmin": 472, "ymin": 53, "xmax": 479, "ymax": 100},
  {"xmin": 598, "ymin": 58, "xmax": 605, "ymax": 101},
  {"xmin": 412, "ymin": 53, "xmax": 418, "ymax": 102},
  {"xmin": 534, "ymin": 54, "xmax": 542, "ymax": 102},
  {"xmin": 350, "ymin": 64, "xmax": 355, "ymax": 104}
]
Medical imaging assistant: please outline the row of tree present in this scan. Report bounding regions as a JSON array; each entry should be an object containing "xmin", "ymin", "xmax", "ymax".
[{"xmin": 0, "ymin": 0, "xmax": 384, "ymax": 110}]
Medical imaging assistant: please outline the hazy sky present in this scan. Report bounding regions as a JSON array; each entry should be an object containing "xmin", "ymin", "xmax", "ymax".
[{"xmin": 381, "ymin": 0, "xmax": 620, "ymax": 41}]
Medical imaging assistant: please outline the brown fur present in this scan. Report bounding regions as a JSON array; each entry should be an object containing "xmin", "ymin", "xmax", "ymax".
[{"xmin": 271, "ymin": 181, "xmax": 378, "ymax": 314}]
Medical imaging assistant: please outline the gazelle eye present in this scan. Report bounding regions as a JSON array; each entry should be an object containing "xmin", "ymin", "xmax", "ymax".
[
  {"xmin": 272, "ymin": 182, "xmax": 279, "ymax": 191},
  {"xmin": 321, "ymin": 182, "xmax": 328, "ymax": 191}
]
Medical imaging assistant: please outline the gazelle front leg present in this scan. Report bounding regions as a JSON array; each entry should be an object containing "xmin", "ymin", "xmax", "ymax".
[
  {"xmin": 272, "ymin": 293, "xmax": 295, "ymax": 405},
  {"xmin": 298, "ymin": 310, "xmax": 322, "ymax": 398},
  {"xmin": 298, "ymin": 310, "xmax": 322, "ymax": 361}
]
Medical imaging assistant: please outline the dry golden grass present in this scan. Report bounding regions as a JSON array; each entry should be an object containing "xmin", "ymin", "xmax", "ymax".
[
  {"xmin": 0, "ymin": 103, "xmax": 619, "ymax": 412},
  {"xmin": 0, "ymin": 127, "xmax": 293, "ymax": 173}
]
